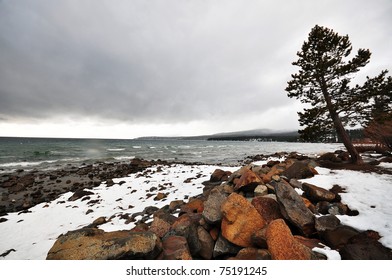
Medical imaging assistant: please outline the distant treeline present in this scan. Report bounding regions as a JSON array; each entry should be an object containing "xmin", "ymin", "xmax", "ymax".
[{"xmin": 207, "ymin": 129, "xmax": 365, "ymax": 143}]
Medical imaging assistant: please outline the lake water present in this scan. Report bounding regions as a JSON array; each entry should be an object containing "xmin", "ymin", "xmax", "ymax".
[{"xmin": 0, "ymin": 137, "xmax": 343, "ymax": 173}]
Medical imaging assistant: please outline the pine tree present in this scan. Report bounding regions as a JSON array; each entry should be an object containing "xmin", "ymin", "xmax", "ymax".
[{"xmin": 286, "ymin": 25, "xmax": 391, "ymax": 164}]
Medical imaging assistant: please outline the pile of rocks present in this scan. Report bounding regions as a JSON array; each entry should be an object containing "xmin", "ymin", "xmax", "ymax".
[{"xmin": 46, "ymin": 154, "xmax": 392, "ymax": 260}]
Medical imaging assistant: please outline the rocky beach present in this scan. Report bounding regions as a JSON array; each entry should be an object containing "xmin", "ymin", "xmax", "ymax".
[{"xmin": 1, "ymin": 151, "xmax": 392, "ymax": 260}]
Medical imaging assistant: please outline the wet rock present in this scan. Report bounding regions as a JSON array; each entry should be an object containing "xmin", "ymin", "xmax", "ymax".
[
  {"xmin": 272, "ymin": 180, "xmax": 315, "ymax": 236},
  {"xmin": 221, "ymin": 193, "xmax": 266, "ymax": 247},
  {"xmin": 302, "ymin": 182, "xmax": 336, "ymax": 203},
  {"xmin": 265, "ymin": 219, "xmax": 314, "ymax": 260},
  {"xmin": 46, "ymin": 228, "xmax": 162, "ymax": 260}
]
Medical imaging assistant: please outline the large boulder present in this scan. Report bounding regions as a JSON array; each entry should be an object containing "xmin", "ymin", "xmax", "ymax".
[
  {"xmin": 265, "ymin": 219, "xmax": 314, "ymax": 260},
  {"xmin": 46, "ymin": 228, "xmax": 162, "ymax": 260},
  {"xmin": 302, "ymin": 182, "xmax": 336, "ymax": 203},
  {"xmin": 221, "ymin": 193, "xmax": 266, "ymax": 247},
  {"xmin": 281, "ymin": 161, "xmax": 317, "ymax": 180},
  {"xmin": 272, "ymin": 180, "xmax": 315, "ymax": 236}
]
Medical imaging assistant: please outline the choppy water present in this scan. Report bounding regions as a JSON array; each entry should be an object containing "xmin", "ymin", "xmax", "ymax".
[{"xmin": 0, "ymin": 137, "xmax": 343, "ymax": 173}]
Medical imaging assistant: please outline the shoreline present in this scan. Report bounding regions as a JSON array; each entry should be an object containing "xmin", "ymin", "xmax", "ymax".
[{"xmin": 1, "ymin": 151, "xmax": 392, "ymax": 260}]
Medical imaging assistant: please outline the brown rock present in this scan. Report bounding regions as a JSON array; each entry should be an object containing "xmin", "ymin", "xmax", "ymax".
[
  {"xmin": 251, "ymin": 196, "xmax": 283, "ymax": 224},
  {"xmin": 233, "ymin": 248, "xmax": 271, "ymax": 260},
  {"xmin": 210, "ymin": 169, "xmax": 232, "ymax": 182},
  {"xmin": 221, "ymin": 193, "xmax": 266, "ymax": 247},
  {"xmin": 234, "ymin": 169, "xmax": 263, "ymax": 192},
  {"xmin": 302, "ymin": 183, "xmax": 336, "ymax": 203},
  {"xmin": 197, "ymin": 226, "xmax": 214, "ymax": 259},
  {"xmin": 281, "ymin": 161, "xmax": 315, "ymax": 180},
  {"xmin": 150, "ymin": 216, "xmax": 171, "ymax": 238},
  {"xmin": 46, "ymin": 228, "xmax": 162, "ymax": 260},
  {"xmin": 321, "ymin": 225, "xmax": 360, "ymax": 249},
  {"xmin": 162, "ymin": 236, "xmax": 192, "ymax": 260},
  {"xmin": 68, "ymin": 190, "xmax": 94, "ymax": 201},
  {"xmin": 180, "ymin": 198, "xmax": 204, "ymax": 214},
  {"xmin": 266, "ymin": 219, "xmax": 314, "ymax": 260}
]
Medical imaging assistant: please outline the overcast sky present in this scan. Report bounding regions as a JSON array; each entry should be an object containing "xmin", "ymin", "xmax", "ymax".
[{"xmin": 0, "ymin": 0, "xmax": 391, "ymax": 138}]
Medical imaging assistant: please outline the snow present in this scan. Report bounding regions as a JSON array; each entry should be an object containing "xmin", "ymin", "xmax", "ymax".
[
  {"xmin": 1, "ymin": 160, "xmax": 391, "ymax": 260},
  {"xmin": 0, "ymin": 164, "xmax": 238, "ymax": 260},
  {"xmin": 301, "ymin": 166, "xmax": 392, "ymax": 249}
]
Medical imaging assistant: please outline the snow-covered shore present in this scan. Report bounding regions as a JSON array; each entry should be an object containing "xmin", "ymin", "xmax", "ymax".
[{"xmin": 1, "ymin": 156, "xmax": 391, "ymax": 260}]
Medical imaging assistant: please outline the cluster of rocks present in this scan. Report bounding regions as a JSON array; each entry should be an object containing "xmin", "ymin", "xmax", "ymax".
[
  {"xmin": 46, "ymin": 153, "xmax": 392, "ymax": 260},
  {"xmin": 0, "ymin": 158, "xmax": 156, "ymax": 216}
]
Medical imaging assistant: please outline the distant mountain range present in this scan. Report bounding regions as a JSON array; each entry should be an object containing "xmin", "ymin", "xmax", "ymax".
[{"xmin": 136, "ymin": 129, "xmax": 300, "ymax": 142}]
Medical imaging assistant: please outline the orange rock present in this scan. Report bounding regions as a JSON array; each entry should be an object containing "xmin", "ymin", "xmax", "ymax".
[
  {"xmin": 234, "ymin": 169, "xmax": 263, "ymax": 191},
  {"xmin": 162, "ymin": 236, "xmax": 192, "ymax": 260},
  {"xmin": 180, "ymin": 198, "xmax": 204, "ymax": 214},
  {"xmin": 251, "ymin": 196, "xmax": 283, "ymax": 224},
  {"xmin": 265, "ymin": 219, "xmax": 313, "ymax": 260},
  {"xmin": 221, "ymin": 193, "xmax": 266, "ymax": 247}
]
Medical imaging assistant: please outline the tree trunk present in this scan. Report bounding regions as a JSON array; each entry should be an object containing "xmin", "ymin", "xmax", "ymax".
[{"xmin": 321, "ymin": 85, "xmax": 363, "ymax": 164}]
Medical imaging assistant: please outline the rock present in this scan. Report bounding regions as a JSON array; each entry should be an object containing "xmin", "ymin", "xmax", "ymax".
[
  {"xmin": 289, "ymin": 178, "xmax": 303, "ymax": 189},
  {"xmin": 213, "ymin": 234, "xmax": 241, "ymax": 259},
  {"xmin": 233, "ymin": 248, "xmax": 271, "ymax": 260},
  {"xmin": 150, "ymin": 216, "xmax": 171, "ymax": 238},
  {"xmin": 221, "ymin": 193, "xmax": 266, "ymax": 247},
  {"xmin": 281, "ymin": 161, "xmax": 316, "ymax": 180},
  {"xmin": 161, "ymin": 236, "xmax": 192, "ymax": 260},
  {"xmin": 170, "ymin": 214, "xmax": 201, "ymax": 256},
  {"xmin": 68, "ymin": 190, "xmax": 94, "ymax": 201},
  {"xmin": 197, "ymin": 226, "xmax": 214, "ymax": 259},
  {"xmin": 180, "ymin": 198, "xmax": 204, "ymax": 214},
  {"xmin": 46, "ymin": 228, "xmax": 162, "ymax": 260},
  {"xmin": 262, "ymin": 164, "xmax": 286, "ymax": 183},
  {"xmin": 339, "ymin": 231, "xmax": 392, "ymax": 260},
  {"xmin": 9, "ymin": 174, "xmax": 35, "ymax": 193},
  {"xmin": 315, "ymin": 215, "xmax": 341, "ymax": 232},
  {"xmin": 234, "ymin": 169, "xmax": 263, "ymax": 192},
  {"xmin": 251, "ymin": 228, "xmax": 268, "ymax": 249},
  {"xmin": 254, "ymin": 184, "xmax": 268, "ymax": 197},
  {"xmin": 202, "ymin": 188, "xmax": 227, "ymax": 224},
  {"xmin": 265, "ymin": 219, "xmax": 314, "ymax": 260},
  {"xmin": 302, "ymin": 183, "xmax": 336, "ymax": 203},
  {"xmin": 154, "ymin": 192, "xmax": 167, "ymax": 201},
  {"xmin": 169, "ymin": 200, "xmax": 184, "ymax": 211},
  {"xmin": 210, "ymin": 169, "xmax": 232, "ymax": 182},
  {"xmin": 90, "ymin": 217, "xmax": 107, "ymax": 227},
  {"xmin": 318, "ymin": 152, "xmax": 341, "ymax": 162},
  {"xmin": 273, "ymin": 180, "xmax": 315, "ymax": 236},
  {"xmin": 251, "ymin": 196, "xmax": 283, "ymax": 224},
  {"xmin": 320, "ymin": 225, "xmax": 360, "ymax": 249}
]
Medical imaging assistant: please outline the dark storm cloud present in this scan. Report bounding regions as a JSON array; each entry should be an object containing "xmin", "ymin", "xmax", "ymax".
[{"xmin": 1, "ymin": 0, "xmax": 391, "ymax": 125}]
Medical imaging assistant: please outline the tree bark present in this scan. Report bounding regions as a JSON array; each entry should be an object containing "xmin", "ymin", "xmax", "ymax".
[{"xmin": 321, "ymin": 88, "xmax": 363, "ymax": 164}]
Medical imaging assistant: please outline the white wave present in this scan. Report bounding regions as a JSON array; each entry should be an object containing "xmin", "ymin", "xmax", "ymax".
[
  {"xmin": 114, "ymin": 156, "xmax": 135, "ymax": 161},
  {"xmin": 107, "ymin": 148, "xmax": 125, "ymax": 152},
  {"xmin": 132, "ymin": 146, "xmax": 142, "ymax": 149}
]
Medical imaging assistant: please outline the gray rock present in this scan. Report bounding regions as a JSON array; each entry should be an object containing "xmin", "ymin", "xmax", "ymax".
[
  {"xmin": 202, "ymin": 188, "xmax": 227, "ymax": 224},
  {"xmin": 272, "ymin": 180, "xmax": 315, "ymax": 236}
]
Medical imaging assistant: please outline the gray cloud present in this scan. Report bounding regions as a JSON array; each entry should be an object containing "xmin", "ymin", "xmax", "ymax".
[{"xmin": 1, "ymin": 0, "xmax": 391, "ymax": 130}]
